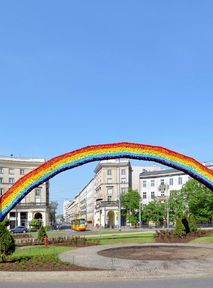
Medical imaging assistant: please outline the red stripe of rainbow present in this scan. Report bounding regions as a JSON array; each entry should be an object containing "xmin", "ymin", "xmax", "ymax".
[{"xmin": 0, "ymin": 142, "xmax": 213, "ymax": 220}]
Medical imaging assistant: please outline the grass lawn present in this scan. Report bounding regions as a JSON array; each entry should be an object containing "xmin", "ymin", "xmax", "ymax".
[
  {"xmin": 13, "ymin": 245, "xmax": 75, "ymax": 257},
  {"xmin": 0, "ymin": 245, "xmax": 95, "ymax": 271},
  {"xmin": 97, "ymin": 232, "xmax": 155, "ymax": 245},
  {"xmin": 190, "ymin": 234, "xmax": 213, "ymax": 244}
]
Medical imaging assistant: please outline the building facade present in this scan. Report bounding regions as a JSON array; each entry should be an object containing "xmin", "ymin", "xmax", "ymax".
[
  {"xmin": 93, "ymin": 159, "xmax": 132, "ymax": 228},
  {"xmin": 66, "ymin": 160, "xmax": 213, "ymax": 229},
  {"xmin": 139, "ymin": 164, "xmax": 213, "ymax": 206},
  {"xmin": 0, "ymin": 155, "xmax": 49, "ymax": 228},
  {"xmin": 140, "ymin": 168, "xmax": 190, "ymax": 205}
]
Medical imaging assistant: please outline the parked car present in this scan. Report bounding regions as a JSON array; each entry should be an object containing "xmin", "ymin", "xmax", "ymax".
[{"xmin": 10, "ymin": 226, "xmax": 28, "ymax": 233}]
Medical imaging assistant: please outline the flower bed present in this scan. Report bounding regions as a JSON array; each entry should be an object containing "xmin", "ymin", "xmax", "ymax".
[
  {"xmin": 15, "ymin": 235, "xmax": 100, "ymax": 247},
  {"xmin": 155, "ymin": 229, "xmax": 213, "ymax": 243}
]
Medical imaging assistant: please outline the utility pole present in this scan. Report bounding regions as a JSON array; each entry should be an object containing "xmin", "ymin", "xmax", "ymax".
[
  {"xmin": 118, "ymin": 158, "xmax": 121, "ymax": 230},
  {"xmin": 139, "ymin": 200, "xmax": 141, "ymax": 228}
]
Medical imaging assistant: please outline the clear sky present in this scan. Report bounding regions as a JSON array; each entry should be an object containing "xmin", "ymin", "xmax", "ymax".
[{"xmin": 0, "ymin": 1, "xmax": 212, "ymax": 213}]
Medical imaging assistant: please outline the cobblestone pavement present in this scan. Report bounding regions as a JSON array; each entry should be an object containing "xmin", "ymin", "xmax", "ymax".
[{"xmin": 59, "ymin": 243, "xmax": 213, "ymax": 278}]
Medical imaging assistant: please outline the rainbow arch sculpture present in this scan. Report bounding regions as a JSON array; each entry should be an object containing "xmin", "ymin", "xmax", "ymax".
[{"xmin": 0, "ymin": 142, "xmax": 213, "ymax": 221}]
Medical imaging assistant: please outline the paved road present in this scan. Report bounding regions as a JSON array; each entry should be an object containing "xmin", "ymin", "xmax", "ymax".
[{"xmin": 0, "ymin": 277, "xmax": 213, "ymax": 288}]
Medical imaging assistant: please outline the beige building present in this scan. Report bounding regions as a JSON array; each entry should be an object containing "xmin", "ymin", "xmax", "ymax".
[
  {"xmin": 66, "ymin": 160, "xmax": 213, "ymax": 229},
  {"xmin": 67, "ymin": 159, "xmax": 133, "ymax": 228},
  {"xmin": 0, "ymin": 155, "xmax": 49, "ymax": 228},
  {"xmin": 93, "ymin": 159, "xmax": 131, "ymax": 228}
]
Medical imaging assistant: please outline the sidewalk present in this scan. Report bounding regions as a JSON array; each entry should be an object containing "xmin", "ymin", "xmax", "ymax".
[
  {"xmin": 1, "ymin": 243, "xmax": 213, "ymax": 283},
  {"xmin": 59, "ymin": 243, "xmax": 213, "ymax": 277}
]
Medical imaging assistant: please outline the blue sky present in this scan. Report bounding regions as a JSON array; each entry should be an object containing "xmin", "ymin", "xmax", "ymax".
[{"xmin": 0, "ymin": 1, "xmax": 212, "ymax": 213}]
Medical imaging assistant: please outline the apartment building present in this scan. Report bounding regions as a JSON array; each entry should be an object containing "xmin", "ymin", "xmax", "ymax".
[
  {"xmin": 140, "ymin": 168, "xmax": 189, "ymax": 205},
  {"xmin": 93, "ymin": 159, "xmax": 132, "ymax": 228},
  {"xmin": 140, "ymin": 163, "xmax": 213, "ymax": 205},
  {"xmin": 0, "ymin": 155, "xmax": 49, "ymax": 228},
  {"xmin": 63, "ymin": 200, "xmax": 72, "ymax": 223},
  {"xmin": 66, "ymin": 160, "xmax": 213, "ymax": 229}
]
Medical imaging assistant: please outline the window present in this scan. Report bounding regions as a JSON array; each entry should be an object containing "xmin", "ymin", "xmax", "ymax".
[
  {"xmin": 121, "ymin": 169, "xmax": 126, "ymax": 175},
  {"xmin": 107, "ymin": 187, "xmax": 112, "ymax": 194},
  {"xmin": 35, "ymin": 189, "xmax": 41, "ymax": 203},
  {"xmin": 0, "ymin": 168, "xmax": 3, "ymax": 174},
  {"xmin": 161, "ymin": 179, "xmax": 165, "ymax": 185},
  {"xmin": 143, "ymin": 192, "xmax": 147, "ymax": 199},
  {"xmin": 151, "ymin": 191, "xmax": 155, "ymax": 199},
  {"xmin": 107, "ymin": 188, "xmax": 112, "ymax": 201},
  {"xmin": 151, "ymin": 180, "xmax": 155, "ymax": 187},
  {"xmin": 107, "ymin": 169, "xmax": 112, "ymax": 175},
  {"xmin": 121, "ymin": 187, "xmax": 126, "ymax": 193},
  {"xmin": 161, "ymin": 191, "xmax": 165, "ymax": 197},
  {"xmin": 0, "ymin": 188, "xmax": 4, "ymax": 196},
  {"xmin": 142, "ymin": 181, "xmax": 147, "ymax": 188},
  {"xmin": 107, "ymin": 178, "xmax": 112, "ymax": 184},
  {"xmin": 178, "ymin": 177, "xmax": 182, "ymax": 185},
  {"xmin": 9, "ymin": 178, "xmax": 14, "ymax": 184},
  {"xmin": 35, "ymin": 189, "xmax": 41, "ymax": 197},
  {"xmin": 9, "ymin": 168, "xmax": 15, "ymax": 175},
  {"xmin": 121, "ymin": 178, "xmax": 126, "ymax": 183},
  {"xmin": 169, "ymin": 178, "xmax": 173, "ymax": 186},
  {"xmin": 0, "ymin": 178, "xmax": 3, "ymax": 184},
  {"xmin": 20, "ymin": 169, "xmax": 25, "ymax": 175}
]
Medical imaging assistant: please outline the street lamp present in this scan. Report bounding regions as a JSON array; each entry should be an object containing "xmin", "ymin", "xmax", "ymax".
[{"xmin": 118, "ymin": 158, "xmax": 121, "ymax": 230}]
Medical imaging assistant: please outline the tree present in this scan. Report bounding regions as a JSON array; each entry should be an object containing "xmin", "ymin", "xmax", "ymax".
[
  {"xmin": 173, "ymin": 218, "xmax": 186, "ymax": 237},
  {"xmin": 182, "ymin": 179, "xmax": 213, "ymax": 223},
  {"xmin": 29, "ymin": 218, "xmax": 40, "ymax": 231},
  {"xmin": 49, "ymin": 201, "xmax": 58, "ymax": 226},
  {"xmin": 0, "ymin": 221, "xmax": 15, "ymax": 262},
  {"xmin": 37, "ymin": 226, "xmax": 47, "ymax": 241},
  {"xmin": 168, "ymin": 189, "xmax": 188, "ymax": 222},
  {"xmin": 120, "ymin": 189, "xmax": 141, "ymax": 226},
  {"xmin": 142, "ymin": 198, "xmax": 166, "ymax": 226}
]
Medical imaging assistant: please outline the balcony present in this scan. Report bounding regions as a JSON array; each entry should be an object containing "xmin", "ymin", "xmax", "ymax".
[
  {"xmin": 95, "ymin": 200, "xmax": 118, "ymax": 209},
  {"xmin": 14, "ymin": 202, "xmax": 48, "ymax": 210}
]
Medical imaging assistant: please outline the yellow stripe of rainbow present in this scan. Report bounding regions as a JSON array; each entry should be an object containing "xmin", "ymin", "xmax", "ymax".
[{"xmin": 0, "ymin": 142, "xmax": 212, "ymax": 220}]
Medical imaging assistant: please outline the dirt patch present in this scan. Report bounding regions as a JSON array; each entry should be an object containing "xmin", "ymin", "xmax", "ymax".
[{"xmin": 98, "ymin": 245, "xmax": 213, "ymax": 261}]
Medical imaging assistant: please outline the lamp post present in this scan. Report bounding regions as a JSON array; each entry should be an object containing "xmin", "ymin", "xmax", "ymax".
[
  {"xmin": 118, "ymin": 158, "xmax": 121, "ymax": 230},
  {"xmin": 139, "ymin": 200, "xmax": 142, "ymax": 228}
]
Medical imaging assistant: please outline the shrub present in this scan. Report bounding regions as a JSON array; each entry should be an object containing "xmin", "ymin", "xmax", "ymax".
[
  {"xmin": 0, "ymin": 221, "xmax": 15, "ymax": 262},
  {"xmin": 29, "ymin": 219, "xmax": 40, "ymax": 231},
  {"xmin": 37, "ymin": 226, "xmax": 47, "ymax": 241},
  {"xmin": 188, "ymin": 215, "xmax": 198, "ymax": 232},
  {"xmin": 173, "ymin": 218, "xmax": 186, "ymax": 237}
]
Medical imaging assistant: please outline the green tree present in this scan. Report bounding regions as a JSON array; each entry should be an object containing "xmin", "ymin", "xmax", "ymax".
[
  {"xmin": 182, "ymin": 179, "xmax": 213, "ymax": 223},
  {"xmin": 37, "ymin": 225, "xmax": 47, "ymax": 241},
  {"xmin": 168, "ymin": 189, "xmax": 188, "ymax": 222},
  {"xmin": 173, "ymin": 218, "xmax": 186, "ymax": 237},
  {"xmin": 0, "ymin": 221, "xmax": 15, "ymax": 262},
  {"xmin": 188, "ymin": 215, "xmax": 198, "ymax": 232},
  {"xmin": 29, "ymin": 218, "xmax": 40, "ymax": 231},
  {"xmin": 142, "ymin": 198, "xmax": 166, "ymax": 226},
  {"xmin": 120, "ymin": 189, "xmax": 141, "ymax": 226},
  {"xmin": 49, "ymin": 201, "xmax": 58, "ymax": 226}
]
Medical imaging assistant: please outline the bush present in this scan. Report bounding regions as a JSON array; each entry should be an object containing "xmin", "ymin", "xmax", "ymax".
[
  {"xmin": 173, "ymin": 218, "xmax": 186, "ymax": 237},
  {"xmin": 0, "ymin": 221, "xmax": 15, "ymax": 262},
  {"xmin": 29, "ymin": 219, "xmax": 40, "ymax": 231},
  {"xmin": 37, "ymin": 226, "xmax": 47, "ymax": 241},
  {"xmin": 188, "ymin": 215, "xmax": 198, "ymax": 232}
]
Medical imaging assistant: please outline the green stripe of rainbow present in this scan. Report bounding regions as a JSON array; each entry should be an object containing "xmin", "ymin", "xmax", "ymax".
[{"xmin": 0, "ymin": 142, "xmax": 213, "ymax": 220}]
